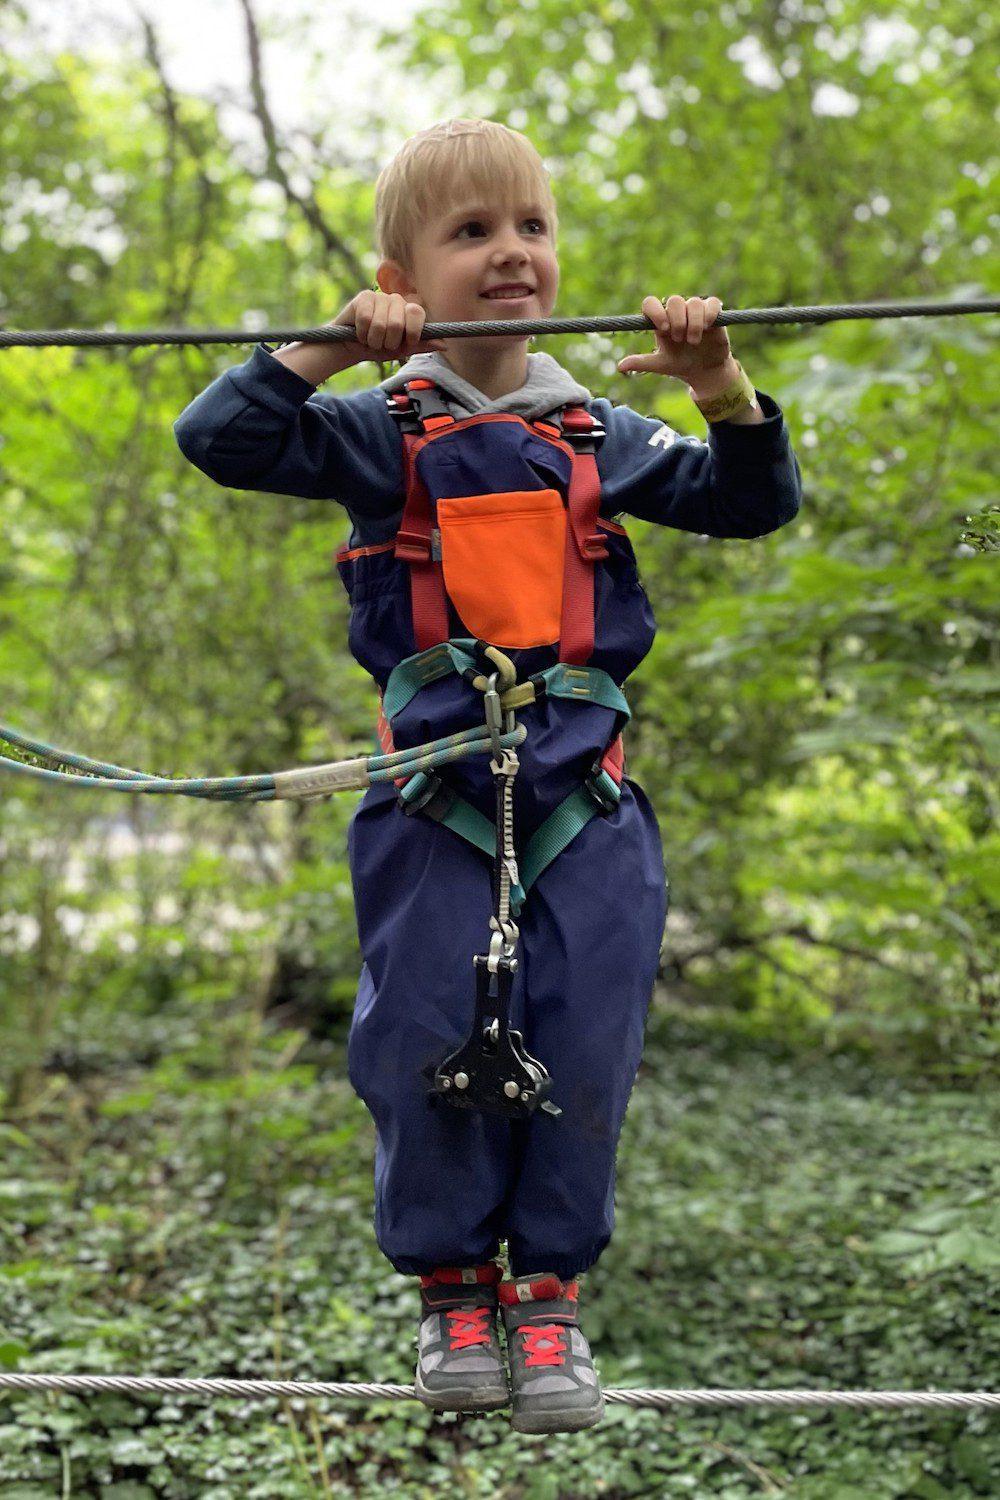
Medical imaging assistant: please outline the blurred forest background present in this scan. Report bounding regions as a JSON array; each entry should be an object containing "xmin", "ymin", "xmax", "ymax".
[{"xmin": 0, "ymin": 0, "xmax": 997, "ymax": 1495}]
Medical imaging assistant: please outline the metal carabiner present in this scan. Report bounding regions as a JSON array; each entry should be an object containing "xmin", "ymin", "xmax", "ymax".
[{"xmin": 483, "ymin": 672, "xmax": 506, "ymax": 767}]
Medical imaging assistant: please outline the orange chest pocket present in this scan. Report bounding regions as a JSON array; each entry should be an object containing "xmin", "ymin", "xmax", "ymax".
[{"xmin": 436, "ymin": 488, "xmax": 566, "ymax": 650}]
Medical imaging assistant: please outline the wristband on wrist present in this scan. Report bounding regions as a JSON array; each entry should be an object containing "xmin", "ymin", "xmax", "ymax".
[{"xmin": 691, "ymin": 360, "xmax": 759, "ymax": 422}]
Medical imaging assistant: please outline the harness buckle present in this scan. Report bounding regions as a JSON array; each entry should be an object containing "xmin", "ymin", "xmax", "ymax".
[
  {"xmin": 385, "ymin": 394, "xmax": 421, "ymax": 432},
  {"xmin": 558, "ymin": 411, "xmax": 606, "ymax": 450},
  {"xmin": 397, "ymin": 769, "xmax": 454, "ymax": 819},
  {"xmin": 585, "ymin": 762, "xmax": 621, "ymax": 815}
]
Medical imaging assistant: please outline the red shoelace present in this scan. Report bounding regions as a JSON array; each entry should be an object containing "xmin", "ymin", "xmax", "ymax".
[
  {"xmin": 445, "ymin": 1305, "xmax": 492, "ymax": 1351},
  {"xmin": 520, "ymin": 1323, "xmax": 568, "ymax": 1367}
]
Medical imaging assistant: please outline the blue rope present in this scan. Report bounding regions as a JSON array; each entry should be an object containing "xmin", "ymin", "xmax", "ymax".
[{"xmin": 0, "ymin": 721, "xmax": 525, "ymax": 802}]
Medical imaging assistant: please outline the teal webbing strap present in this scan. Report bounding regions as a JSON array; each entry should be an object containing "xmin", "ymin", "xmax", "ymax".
[
  {"xmin": 381, "ymin": 639, "xmax": 477, "ymax": 721},
  {"xmin": 543, "ymin": 664, "xmax": 631, "ymax": 721},
  {"xmin": 411, "ymin": 780, "xmax": 617, "ymax": 916},
  {"xmin": 518, "ymin": 787, "xmax": 605, "ymax": 895},
  {"xmin": 442, "ymin": 801, "xmax": 527, "ymax": 912},
  {"xmin": 381, "ymin": 637, "xmax": 632, "ymax": 725},
  {"xmin": 438, "ymin": 796, "xmax": 496, "ymax": 862},
  {"xmin": 383, "ymin": 637, "xmax": 628, "ymax": 917},
  {"xmin": 398, "ymin": 771, "xmax": 526, "ymax": 908}
]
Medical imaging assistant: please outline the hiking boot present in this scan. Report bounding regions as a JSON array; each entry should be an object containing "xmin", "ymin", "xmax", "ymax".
[
  {"xmin": 499, "ymin": 1271, "xmax": 605, "ymax": 1434},
  {"xmin": 414, "ymin": 1261, "xmax": 509, "ymax": 1413}
]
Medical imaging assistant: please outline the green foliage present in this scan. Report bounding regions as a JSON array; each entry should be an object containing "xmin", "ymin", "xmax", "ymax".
[
  {"xmin": 0, "ymin": 1004, "xmax": 998, "ymax": 1497},
  {"xmin": 961, "ymin": 505, "xmax": 1000, "ymax": 554}
]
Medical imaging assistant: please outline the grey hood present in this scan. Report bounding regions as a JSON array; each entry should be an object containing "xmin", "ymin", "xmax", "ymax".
[{"xmin": 379, "ymin": 350, "xmax": 593, "ymax": 421}]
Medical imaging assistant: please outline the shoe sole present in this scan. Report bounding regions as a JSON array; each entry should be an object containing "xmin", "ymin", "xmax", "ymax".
[
  {"xmin": 414, "ymin": 1368, "xmax": 510, "ymax": 1414},
  {"xmin": 510, "ymin": 1398, "xmax": 605, "ymax": 1434}
]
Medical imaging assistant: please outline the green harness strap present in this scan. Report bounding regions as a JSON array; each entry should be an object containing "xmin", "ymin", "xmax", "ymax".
[
  {"xmin": 380, "ymin": 639, "xmax": 631, "ymax": 916},
  {"xmin": 380, "ymin": 637, "xmax": 630, "ymax": 722}
]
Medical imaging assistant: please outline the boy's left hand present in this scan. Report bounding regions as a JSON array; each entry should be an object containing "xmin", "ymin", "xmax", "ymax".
[{"xmin": 618, "ymin": 295, "xmax": 737, "ymax": 396}]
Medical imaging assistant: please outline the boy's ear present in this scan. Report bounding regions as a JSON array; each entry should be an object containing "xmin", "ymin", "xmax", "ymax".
[{"xmin": 376, "ymin": 260, "xmax": 421, "ymax": 302}]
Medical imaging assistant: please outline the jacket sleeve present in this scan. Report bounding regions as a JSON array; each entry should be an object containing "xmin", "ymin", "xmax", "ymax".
[
  {"xmin": 593, "ymin": 390, "xmax": 802, "ymax": 538},
  {"xmin": 172, "ymin": 344, "xmax": 405, "ymax": 517}
]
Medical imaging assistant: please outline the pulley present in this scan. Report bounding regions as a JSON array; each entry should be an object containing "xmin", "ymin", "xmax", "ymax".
[{"xmin": 423, "ymin": 953, "xmax": 561, "ymax": 1120}]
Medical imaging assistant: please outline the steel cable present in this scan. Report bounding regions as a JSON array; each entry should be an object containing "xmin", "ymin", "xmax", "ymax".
[
  {"xmin": 1, "ymin": 299, "xmax": 997, "ymax": 349},
  {"xmin": 0, "ymin": 1373, "xmax": 997, "ymax": 1410}
]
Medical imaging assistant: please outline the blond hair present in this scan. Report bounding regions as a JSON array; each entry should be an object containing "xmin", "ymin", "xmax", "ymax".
[{"xmin": 374, "ymin": 118, "xmax": 559, "ymax": 276}]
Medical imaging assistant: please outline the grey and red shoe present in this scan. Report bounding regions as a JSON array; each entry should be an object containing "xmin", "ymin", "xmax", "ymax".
[
  {"xmin": 414, "ymin": 1261, "xmax": 509, "ymax": 1413},
  {"xmin": 499, "ymin": 1272, "xmax": 605, "ymax": 1434}
]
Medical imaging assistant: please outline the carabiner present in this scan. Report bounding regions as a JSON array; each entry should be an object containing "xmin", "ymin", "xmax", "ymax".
[{"xmin": 483, "ymin": 672, "xmax": 506, "ymax": 766}]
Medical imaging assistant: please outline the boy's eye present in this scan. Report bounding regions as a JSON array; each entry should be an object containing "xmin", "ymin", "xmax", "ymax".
[{"xmin": 457, "ymin": 218, "xmax": 545, "ymax": 237}]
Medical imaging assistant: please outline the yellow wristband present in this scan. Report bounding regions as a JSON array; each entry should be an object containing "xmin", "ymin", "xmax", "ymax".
[{"xmin": 692, "ymin": 361, "xmax": 759, "ymax": 423}]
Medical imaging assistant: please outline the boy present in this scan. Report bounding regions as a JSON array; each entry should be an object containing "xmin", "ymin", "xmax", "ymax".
[{"xmin": 174, "ymin": 117, "xmax": 801, "ymax": 1434}]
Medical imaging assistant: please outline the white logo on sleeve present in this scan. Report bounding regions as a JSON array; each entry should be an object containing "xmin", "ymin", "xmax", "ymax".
[{"xmin": 648, "ymin": 423, "xmax": 704, "ymax": 451}]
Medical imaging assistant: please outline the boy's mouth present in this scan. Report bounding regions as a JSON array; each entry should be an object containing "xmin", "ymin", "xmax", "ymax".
[{"xmin": 480, "ymin": 287, "xmax": 534, "ymax": 301}]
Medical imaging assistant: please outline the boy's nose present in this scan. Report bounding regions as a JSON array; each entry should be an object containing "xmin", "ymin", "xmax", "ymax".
[{"xmin": 492, "ymin": 253, "xmax": 532, "ymax": 274}]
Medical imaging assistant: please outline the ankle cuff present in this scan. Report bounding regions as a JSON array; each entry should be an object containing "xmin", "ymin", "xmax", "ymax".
[
  {"xmin": 418, "ymin": 1260, "xmax": 504, "ymax": 1290},
  {"xmin": 499, "ymin": 1272, "xmax": 579, "ymax": 1305}
]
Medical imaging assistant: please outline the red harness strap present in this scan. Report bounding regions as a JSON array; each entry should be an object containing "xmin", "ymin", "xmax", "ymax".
[
  {"xmin": 558, "ymin": 406, "xmax": 608, "ymax": 666},
  {"xmin": 393, "ymin": 391, "xmax": 607, "ymax": 666},
  {"xmin": 600, "ymin": 729, "xmax": 625, "ymax": 785},
  {"xmin": 393, "ymin": 385, "xmax": 451, "ymax": 649}
]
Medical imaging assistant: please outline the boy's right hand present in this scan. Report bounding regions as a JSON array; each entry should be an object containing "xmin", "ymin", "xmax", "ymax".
[{"xmin": 330, "ymin": 290, "xmax": 447, "ymax": 369}]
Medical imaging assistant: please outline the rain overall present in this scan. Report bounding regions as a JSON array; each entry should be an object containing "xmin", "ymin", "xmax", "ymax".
[{"xmin": 338, "ymin": 378, "xmax": 668, "ymax": 1282}]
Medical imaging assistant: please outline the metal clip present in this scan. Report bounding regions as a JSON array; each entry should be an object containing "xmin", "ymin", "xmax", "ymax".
[
  {"xmin": 484, "ymin": 673, "xmax": 505, "ymax": 766},
  {"xmin": 488, "ymin": 918, "xmax": 519, "ymax": 969}
]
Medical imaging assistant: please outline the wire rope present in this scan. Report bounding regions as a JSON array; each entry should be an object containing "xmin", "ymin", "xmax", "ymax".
[{"xmin": 1, "ymin": 298, "xmax": 997, "ymax": 349}]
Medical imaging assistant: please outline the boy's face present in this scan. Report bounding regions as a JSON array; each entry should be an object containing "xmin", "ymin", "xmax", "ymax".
[{"xmin": 380, "ymin": 195, "xmax": 559, "ymax": 335}]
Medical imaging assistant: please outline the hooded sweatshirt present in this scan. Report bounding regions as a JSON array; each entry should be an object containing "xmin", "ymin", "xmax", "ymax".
[{"xmin": 174, "ymin": 343, "xmax": 802, "ymax": 547}]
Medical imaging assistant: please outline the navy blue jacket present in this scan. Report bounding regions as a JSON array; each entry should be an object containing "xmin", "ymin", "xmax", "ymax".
[{"xmin": 173, "ymin": 344, "xmax": 802, "ymax": 544}]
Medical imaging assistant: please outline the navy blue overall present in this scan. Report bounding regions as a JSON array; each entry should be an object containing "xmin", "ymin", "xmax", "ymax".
[{"xmin": 337, "ymin": 379, "xmax": 668, "ymax": 1283}]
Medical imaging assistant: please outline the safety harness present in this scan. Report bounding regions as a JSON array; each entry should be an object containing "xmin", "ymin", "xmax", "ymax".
[
  {"xmin": 375, "ymin": 378, "xmax": 629, "ymax": 910},
  {"xmin": 337, "ymin": 377, "xmax": 633, "ymax": 1121}
]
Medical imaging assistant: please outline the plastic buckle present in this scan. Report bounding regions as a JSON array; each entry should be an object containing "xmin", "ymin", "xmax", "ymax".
[
  {"xmin": 398, "ymin": 770, "xmax": 453, "ymax": 819},
  {"xmin": 385, "ymin": 395, "xmax": 421, "ymax": 433},
  {"xmin": 585, "ymin": 763, "xmax": 620, "ymax": 815},
  {"xmin": 559, "ymin": 412, "xmax": 606, "ymax": 450}
]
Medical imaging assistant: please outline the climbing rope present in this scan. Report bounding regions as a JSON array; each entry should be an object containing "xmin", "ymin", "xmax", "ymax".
[
  {"xmin": 0, "ymin": 298, "xmax": 997, "ymax": 349},
  {"xmin": 0, "ymin": 1373, "xmax": 996, "ymax": 1411},
  {"xmin": 0, "ymin": 641, "xmax": 536, "ymax": 800},
  {"xmin": 0, "ymin": 717, "xmax": 526, "ymax": 801}
]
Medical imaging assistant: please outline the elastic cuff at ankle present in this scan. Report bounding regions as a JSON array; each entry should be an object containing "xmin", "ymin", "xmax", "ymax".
[
  {"xmin": 499, "ymin": 1272, "xmax": 579, "ymax": 1305},
  {"xmin": 418, "ymin": 1260, "xmax": 504, "ymax": 1290}
]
